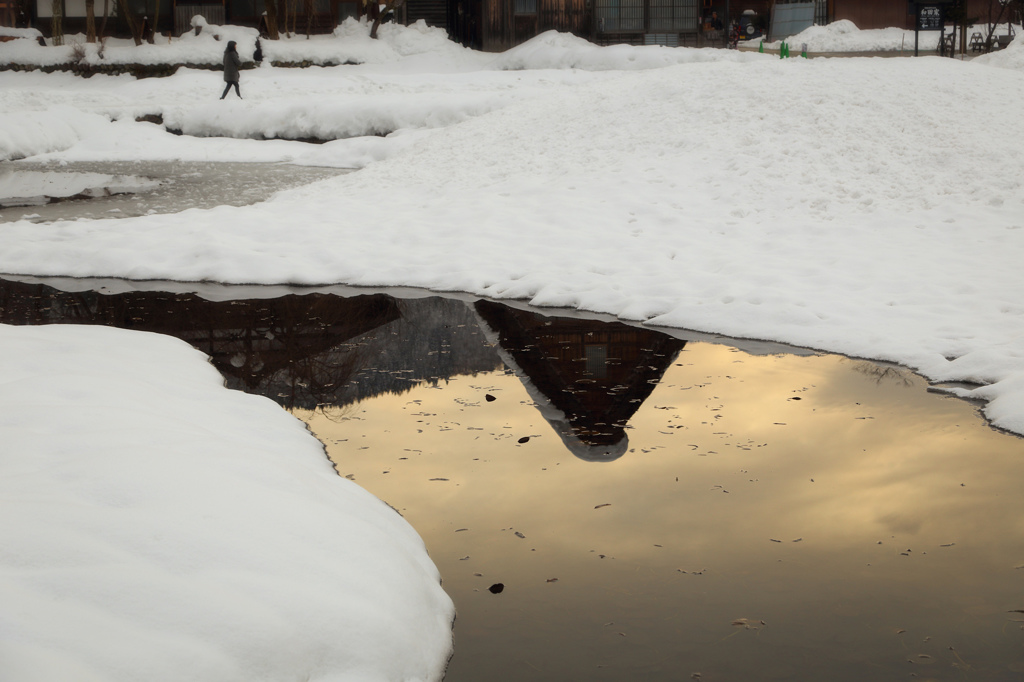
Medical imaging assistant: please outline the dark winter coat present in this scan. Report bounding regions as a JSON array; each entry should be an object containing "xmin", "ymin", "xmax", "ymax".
[{"xmin": 223, "ymin": 43, "xmax": 241, "ymax": 83}]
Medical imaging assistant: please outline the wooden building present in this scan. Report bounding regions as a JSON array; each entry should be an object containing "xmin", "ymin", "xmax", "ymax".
[
  {"xmin": 467, "ymin": 0, "xmax": 1017, "ymax": 53},
  {"xmin": 474, "ymin": 0, "xmax": 773, "ymax": 51},
  {"xmin": 827, "ymin": 0, "xmax": 1007, "ymax": 31}
]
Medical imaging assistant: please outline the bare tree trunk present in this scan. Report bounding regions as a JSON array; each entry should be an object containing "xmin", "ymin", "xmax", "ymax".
[
  {"xmin": 365, "ymin": 0, "xmax": 379, "ymax": 38},
  {"xmin": 304, "ymin": 0, "xmax": 312, "ymax": 38},
  {"xmin": 99, "ymin": 0, "xmax": 111, "ymax": 40},
  {"xmin": 150, "ymin": 0, "xmax": 160, "ymax": 42},
  {"xmin": 86, "ymin": 0, "xmax": 96, "ymax": 42},
  {"xmin": 368, "ymin": 0, "xmax": 403, "ymax": 38},
  {"xmin": 263, "ymin": 3, "xmax": 280, "ymax": 39},
  {"xmin": 117, "ymin": 0, "xmax": 143, "ymax": 44},
  {"xmin": 51, "ymin": 0, "xmax": 63, "ymax": 45}
]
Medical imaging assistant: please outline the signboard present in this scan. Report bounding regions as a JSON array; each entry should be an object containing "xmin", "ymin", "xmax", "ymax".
[
  {"xmin": 908, "ymin": 0, "xmax": 954, "ymax": 56},
  {"xmin": 917, "ymin": 4, "xmax": 943, "ymax": 30}
]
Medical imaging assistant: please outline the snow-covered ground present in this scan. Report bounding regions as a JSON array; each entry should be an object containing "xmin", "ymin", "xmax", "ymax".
[
  {"xmin": 1, "ymin": 18, "xmax": 1023, "ymax": 682},
  {"xmin": 0, "ymin": 324, "xmax": 454, "ymax": 682},
  {"xmin": 748, "ymin": 18, "xmax": 1022, "ymax": 52}
]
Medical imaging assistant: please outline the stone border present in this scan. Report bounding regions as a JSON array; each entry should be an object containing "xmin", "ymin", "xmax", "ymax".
[{"xmin": 0, "ymin": 59, "xmax": 360, "ymax": 78}]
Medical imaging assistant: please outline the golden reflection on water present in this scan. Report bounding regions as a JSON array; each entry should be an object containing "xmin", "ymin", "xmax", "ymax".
[{"xmin": 295, "ymin": 343, "xmax": 1024, "ymax": 682}]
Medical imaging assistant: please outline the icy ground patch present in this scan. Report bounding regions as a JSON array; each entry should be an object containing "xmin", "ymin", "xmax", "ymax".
[{"xmin": 0, "ymin": 324, "xmax": 454, "ymax": 682}]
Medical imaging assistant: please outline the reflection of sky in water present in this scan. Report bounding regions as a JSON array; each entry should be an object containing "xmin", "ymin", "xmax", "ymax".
[
  {"xmin": 298, "ymin": 344, "xmax": 1024, "ymax": 682},
  {"xmin": 3, "ymin": 275, "xmax": 1020, "ymax": 680}
]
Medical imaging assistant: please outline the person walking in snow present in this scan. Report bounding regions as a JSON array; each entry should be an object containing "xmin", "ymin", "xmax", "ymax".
[{"xmin": 220, "ymin": 41, "xmax": 242, "ymax": 100}]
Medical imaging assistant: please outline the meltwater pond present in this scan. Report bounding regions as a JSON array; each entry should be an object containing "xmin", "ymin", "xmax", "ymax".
[
  {"xmin": 2, "ymin": 276, "xmax": 1023, "ymax": 682},
  {"xmin": 0, "ymin": 161, "xmax": 347, "ymax": 223}
]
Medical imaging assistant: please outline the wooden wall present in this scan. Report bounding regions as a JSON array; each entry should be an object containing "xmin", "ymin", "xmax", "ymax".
[
  {"xmin": 830, "ymin": 0, "xmax": 1007, "ymax": 30},
  {"xmin": 482, "ymin": 0, "xmax": 589, "ymax": 50}
]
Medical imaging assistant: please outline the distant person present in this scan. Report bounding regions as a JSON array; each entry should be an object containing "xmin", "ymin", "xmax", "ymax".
[
  {"xmin": 220, "ymin": 41, "xmax": 242, "ymax": 100},
  {"xmin": 253, "ymin": 38, "xmax": 263, "ymax": 64},
  {"xmin": 709, "ymin": 11, "xmax": 723, "ymax": 30}
]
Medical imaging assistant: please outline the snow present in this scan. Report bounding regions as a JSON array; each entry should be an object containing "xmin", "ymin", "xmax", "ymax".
[
  {"xmin": 491, "ymin": 29, "xmax": 762, "ymax": 70},
  {"xmin": 0, "ymin": 324, "xmax": 454, "ymax": 682},
  {"xmin": 974, "ymin": 26, "xmax": 1024, "ymax": 70},
  {"xmin": 1, "ymin": 17, "xmax": 1023, "ymax": 681},
  {"xmin": 0, "ymin": 26, "xmax": 42, "ymax": 39},
  {"xmin": 748, "ymin": 18, "xmax": 1023, "ymax": 53}
]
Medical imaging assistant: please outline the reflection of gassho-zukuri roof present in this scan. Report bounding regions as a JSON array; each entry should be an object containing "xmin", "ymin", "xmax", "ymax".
[{"xmin": 472, "ymin": 305, "xmax": 629, "ymax": 462}]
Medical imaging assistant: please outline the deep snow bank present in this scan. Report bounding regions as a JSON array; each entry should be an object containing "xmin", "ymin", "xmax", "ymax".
[
  {"xmin": 0, "ymin": 17, "xmax": 488, "ymax": 69},
  {"xmin": 491, "ymin": 29, "xmax": 765, "ymax": 70},
  {"xmin": 973, "ymin": 31, "xmax": 1024, "ymax": 70},
  {"xmin": 0, "ymin": 323, "xmax": 454, "ymax": 682},
  {"xmin": 750, "ymin": 18, "xmax": 1023, "ymax": 53},
  {"xmin": 0, "ymin": 106, "xmax": 111, "ymax": 161}
]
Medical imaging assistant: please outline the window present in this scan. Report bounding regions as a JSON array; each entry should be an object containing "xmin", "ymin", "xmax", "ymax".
[
  {"xmin": 514, "ymin": 0, "xmax": 537, "ymax": 14},
  {"xmin": 595, "ymin": 0, "xmax": 643, "ymax": 31},
  {"xmin": 648, "ymin": 0, "xmax": 696, "ymax": 32},
  {"xmin": 596, "ymin": 0, "xmax": 696, "ymax": 33},
  {"xmin": 585, "ymin": 345, "xmax": 608, "ymax": 379},
  {"xmin": 644, "ymin": 33, "xmax": 679, "ymax": 46},
  {"xmin": 337, "ymin": 1, "xmax": 357, "ymax": 20}
]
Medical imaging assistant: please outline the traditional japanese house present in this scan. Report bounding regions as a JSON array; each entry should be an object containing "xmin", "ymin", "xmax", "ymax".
[{"xmin": 474, "ymin": 0, "xmax": 773, "ymax": 50}]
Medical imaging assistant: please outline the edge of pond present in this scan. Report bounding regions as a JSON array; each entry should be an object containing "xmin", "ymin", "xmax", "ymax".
[{"xmin": 3, "ymin": 272, "xmax": 1009, "ymax": 440}]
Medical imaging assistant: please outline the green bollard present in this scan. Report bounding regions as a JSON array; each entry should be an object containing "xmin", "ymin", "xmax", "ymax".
[{"xmin": 759, "ymin": 40, "xmax": 764, "ymax": 53}]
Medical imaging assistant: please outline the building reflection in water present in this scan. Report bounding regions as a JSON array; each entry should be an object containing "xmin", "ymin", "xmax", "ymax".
[
  {"xmin": 0, "ymin": 278, "xmax": 686, "ymax": 459},
  {"xmin": 0, "ymin": 278, "xmax": 404, "ymax": 409},
  {"xmin": 473, "ymin": 300, "xmax": 685, "ymax": 461}
]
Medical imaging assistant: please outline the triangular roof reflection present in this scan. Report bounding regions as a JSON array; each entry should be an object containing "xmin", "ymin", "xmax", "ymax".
[{"xmin": 473, "ymin": 300, "xmax": 686, "ymax": 462}]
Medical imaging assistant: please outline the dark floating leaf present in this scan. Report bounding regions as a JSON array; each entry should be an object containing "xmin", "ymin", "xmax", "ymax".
[
  {"xmin": 546, "ymin": 578, "xmax": 558, "ymax": 583},
  {"xmin": 594, "ymin": 503, "xmax": 611, "ymax": 509},
  {"xmin": 485, "ymin": 394, "xmax": 496, "ymax": 402},
  {"xmin": 429, "ymin": 478, "xmax": 449, "ymax": 481},
  {"xmin": 488, "ymin": 583, "xmax": 504, "ymax": 594},
  {"xmin": 514, "ymin": 531, "xmax": 526, "ymax": 539},
  {"xmin": 517, "ymin": 436, "xmax": 530, "ymax": 444},
  {"xmin": 455, "ymin": 528, "xmax": 469, "ymax": 532}
]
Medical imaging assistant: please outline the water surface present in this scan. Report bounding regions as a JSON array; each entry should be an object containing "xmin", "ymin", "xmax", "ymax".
[
  {"xmin": 0, "ymin": 161, "xmax": 347, "ymax": 223},
  {"xmin": 2, "ymin": 276, "xmax": 1022, "ymax": 682}
]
